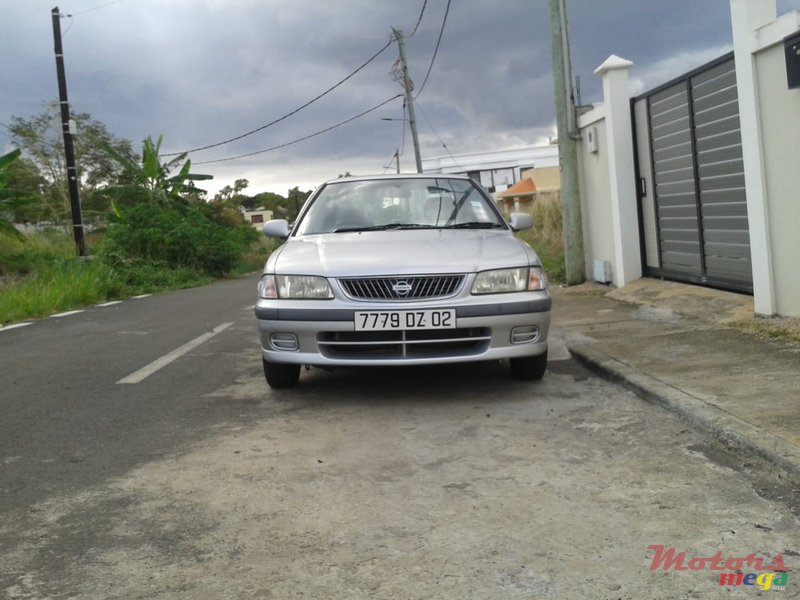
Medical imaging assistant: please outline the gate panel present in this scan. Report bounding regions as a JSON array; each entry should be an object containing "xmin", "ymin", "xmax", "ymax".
[
  {"xmin": 648, "ymin": 83, "xmax": 702, "ymax": 277},
  {"xmin": 690, "ymin": 59, "xmax": 751, "ymax": 288},
  {"xmin": 635, "ymin": 53, "xmax": 753, "ymax": 292}
]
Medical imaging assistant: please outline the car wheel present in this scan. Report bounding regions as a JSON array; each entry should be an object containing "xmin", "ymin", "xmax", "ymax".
[
  {"xmin": 263, "ymin": 358, "xmax": 301, "ymax": 389},
  {"xmin": 509, "ymin": 349, "xmax": 547, "ymax": 381}
]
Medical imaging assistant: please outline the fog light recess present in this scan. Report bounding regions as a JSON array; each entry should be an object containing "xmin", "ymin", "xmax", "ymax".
[
  {"xmin": 511, "ymin": 326, "xmax": 539, "ymax": 344},
  {"xmin": 270, "ymin": 333, "xmax": 299, "ymax": 351}
]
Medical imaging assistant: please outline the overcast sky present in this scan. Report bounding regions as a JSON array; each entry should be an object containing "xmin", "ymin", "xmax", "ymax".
[{"xmin": 2, "ymin": 0, "xmax": 800, "ymax": 197}]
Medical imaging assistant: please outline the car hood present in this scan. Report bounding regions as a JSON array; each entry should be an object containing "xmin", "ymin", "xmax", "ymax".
[{"xmin": 268, "ymin": 229, "xmax": 538, "ymax": 277}]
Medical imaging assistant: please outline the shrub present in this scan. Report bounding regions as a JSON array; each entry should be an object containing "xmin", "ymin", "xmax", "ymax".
[{"xmin": 101, "ymin": 202, "xmax": 257, "ymax": 277}]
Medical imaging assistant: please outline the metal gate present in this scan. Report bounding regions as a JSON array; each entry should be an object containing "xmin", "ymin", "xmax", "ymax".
[{"xmin": 633, "ymin": 53, "xmax": 753, "ymax": 293}]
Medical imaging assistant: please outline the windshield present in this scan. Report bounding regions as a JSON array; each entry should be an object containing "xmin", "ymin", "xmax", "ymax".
[{"xmin": 293, "ymin": 177, "xmax": 506, "ymax": 235}]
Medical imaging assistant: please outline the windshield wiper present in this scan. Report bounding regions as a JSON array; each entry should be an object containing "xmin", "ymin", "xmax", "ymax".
[
  {"xmin": 333, "ymin": 223, "xmax": 435, "ymax": 233},
  {"xmin": 441, "ymin": 222, "xmax": 505, "ymax": 229}
]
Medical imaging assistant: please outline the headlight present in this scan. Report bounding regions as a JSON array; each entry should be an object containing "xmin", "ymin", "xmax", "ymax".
[
  {"xmin": 258, "ymin": 274, "xmax": 333, "ymax": 299},
  {"xmin": 471, "ymin": 267, "xmax": 547, "ymax": 294}
]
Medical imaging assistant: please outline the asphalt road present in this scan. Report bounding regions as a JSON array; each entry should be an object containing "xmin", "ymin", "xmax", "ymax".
[
  {"xmin": 0, "ymin": 275, "xmax": 261, "ymax": 509},
  {"xmin": 1, "ymin": 275, "xmax": 799, "ymax": 599}
]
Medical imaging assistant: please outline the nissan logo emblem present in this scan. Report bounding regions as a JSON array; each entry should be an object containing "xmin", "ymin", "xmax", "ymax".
[{"xmin": 392, "ymin": 281, "xmax": 413, "ymax": 296}]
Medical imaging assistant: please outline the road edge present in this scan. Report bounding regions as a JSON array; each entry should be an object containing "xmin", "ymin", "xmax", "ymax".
[{"xmin": 568, "ymin": 344, "xmax": 800, "ymax": 486}]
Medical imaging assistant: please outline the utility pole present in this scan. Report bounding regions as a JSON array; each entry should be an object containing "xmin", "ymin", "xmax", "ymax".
[
  {"xmin": 549, "ymin": 0, "xmax": 584, "ymax": 284},
  {"xmin": 51, "ymin": 6, "xmax": 86, "ymax": 256},
  {"xmin": 392, "ymin": 28, "xmax": 423, "ymax": 173}
]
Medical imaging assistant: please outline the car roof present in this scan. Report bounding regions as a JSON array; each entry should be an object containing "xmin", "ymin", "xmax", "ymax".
[{"xmin": 323, "ymin": 173, "xmax": 473, "ymax": 185}]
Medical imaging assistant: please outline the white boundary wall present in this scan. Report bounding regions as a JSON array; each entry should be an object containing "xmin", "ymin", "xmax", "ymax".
[
  {"xmin": 576, "ymin": 56, "xmax": 641, "ymax": 289},
  {"xmin": 730, "ymin": 0, "xmax": 800, "ymax": 317}
]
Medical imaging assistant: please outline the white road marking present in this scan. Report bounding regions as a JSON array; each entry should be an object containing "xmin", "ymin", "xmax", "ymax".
[
  {"xmin": 96, "ymin": 300, "xmax": 123, "ymax": 307},
  {"xmin": 0, "ymin": 322, "xmax": 32, "ymax": 332},
  {"xmin": 50, "ymin": 310, "xmax": 85, "ymax": 318},
  {"xmin": 116, "ymin": 322, "xmax": 234, "ymax": 384},
  {"xmin": 131, "ymin": 294, "xmax": 152, "ymax": 299}
]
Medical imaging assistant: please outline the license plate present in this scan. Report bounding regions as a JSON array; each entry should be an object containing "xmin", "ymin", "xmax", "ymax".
[{"xmin": 354, "ymin": 309, "xmax": 456, "ymax": 331}]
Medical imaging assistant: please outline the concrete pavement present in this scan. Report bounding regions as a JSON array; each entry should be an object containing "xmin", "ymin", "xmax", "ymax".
[{"xmin": 550, "ymin": 278, "xmax": 800, "ymax": 484}]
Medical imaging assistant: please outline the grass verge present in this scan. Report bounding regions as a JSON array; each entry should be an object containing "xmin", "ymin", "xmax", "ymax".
[
  {"xmin": 0, "ymin": 231, "xmax": 246, "ymax": 324},
  {"xmin": 513, "ymin": 192, "xmax": 566, "ymax": 285},
  {"xmin": 726, "ymin": 317, "xmax": 800, "ymax": 345}
]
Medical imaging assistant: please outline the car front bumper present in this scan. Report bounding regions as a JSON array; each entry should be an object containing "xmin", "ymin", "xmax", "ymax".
[{"xmin": 256, "ymin": 292, "xmax": 551, "ymax": 367}]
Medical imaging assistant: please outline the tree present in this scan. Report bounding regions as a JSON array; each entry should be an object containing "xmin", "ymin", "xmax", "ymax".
[
  {"xmin": 250, "ymin": 190, "xmax": 289, "ymax": 215},
  {"xmin": 104, "ymin": 134, "xmax": 212, "ymax": 205},
  {"xmin": 3, "ymin": 156, "xmax": 47, "ymax": 223},
  {"xmin": 7, "ymin": 102, "xmax": 138, "ymax": 221},
  {"xmin": 210, "ymin": 178, "xmax": 250, "ymax": 228},
  {"xmin": 287, "ymin": 186, "xmax": 312, "ymax": 220},
  {"xmin": 213, "ymin": 178, "xmax": 250, "ymax": 205},
  {"xmin": 0, "ymin": 149, "xmax": 30, "ymax": 239}
]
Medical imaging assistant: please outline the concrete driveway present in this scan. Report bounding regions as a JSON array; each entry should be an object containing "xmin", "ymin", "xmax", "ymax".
[{"xmin": 5, "ymin": 361, "xmax": 799, "ymax": 598}]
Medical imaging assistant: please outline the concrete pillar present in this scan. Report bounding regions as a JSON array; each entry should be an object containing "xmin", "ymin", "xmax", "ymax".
[
  {"xmin": 730, "ymin": 0, "xmax": 777, "ymax": 316},
  {"xmin": 594, "ymin": 55, "xmax": 641, "ymax": 287}
]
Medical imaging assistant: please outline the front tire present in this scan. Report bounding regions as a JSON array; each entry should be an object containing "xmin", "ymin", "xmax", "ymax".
[
  {"xmin": 263, "ymin": 358, "xmax": 301, "ymax": 389},
  {"xmin": 510, "ymin": 349, "xmax": 547, "ymax": 381}
]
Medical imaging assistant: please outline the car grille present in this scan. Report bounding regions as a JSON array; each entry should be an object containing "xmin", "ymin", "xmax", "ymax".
[
  {"xmin": 317, "ymin": 328, "xmax": 491, "ymax": 360},
  {"xmin": 338, "ymin": 275, "xmax": 465, "ymax": 301}
]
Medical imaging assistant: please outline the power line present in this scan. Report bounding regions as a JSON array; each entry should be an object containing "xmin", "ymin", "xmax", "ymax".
[
  {"xmin": 410, "ymin": 0, "xmax": 428, "ymax": 37},
  {"xmin": 416, "ymin": 101, "xmax": 461, "ymax": 169},
  {"xmin": 64, "ymin": 0, "xmax": 125, "ymax": 17},
  {"xmin": 195, "ymin": 95, "xmax": 403, "ymax": 165},
  {"xmin": 414, "ymin": 0, "xmax": 451, "ymax": 99},
  {"xmin": 61, "ymin": 18, "xmax": 76, "ymax": 38},
  {"xmin": 167, "ymin": 37, "xmax": 395, "ymax": 157}
]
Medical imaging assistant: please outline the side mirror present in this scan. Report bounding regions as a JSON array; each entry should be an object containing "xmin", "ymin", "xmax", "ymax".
[
  {"xmin": 262, "ymin": 219, "xmax": 291, "ymax": 239},
  {"xmin": 508, "ymin": 212, "xmax": 534, "ymax": 232}
]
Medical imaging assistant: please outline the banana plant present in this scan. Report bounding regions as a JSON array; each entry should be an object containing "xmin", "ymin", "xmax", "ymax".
[{"xmin": 104, "ymin": 134, "xmax": 212, "ymax": 205}]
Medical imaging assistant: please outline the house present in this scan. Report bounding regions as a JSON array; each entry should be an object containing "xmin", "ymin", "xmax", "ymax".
[
  {"xmin": 243, "ymin": 209, "xmax": 273, "ymax": 229},
  {"xmin": 422, "ymin": 144, "xmax": 559, "ymax": 194},
  {"xmin": 497, "ymin": 166, "xmax": 561, "ymax": 213}
]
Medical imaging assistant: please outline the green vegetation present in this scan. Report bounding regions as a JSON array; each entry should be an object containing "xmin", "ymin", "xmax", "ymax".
[
  {"xmin": 101, "ymin": 202, "xmax": 258, "ymax": 277},
  {"xmin": 515, "ymin": 192, "xmax": 566, "ymax": 285},
  {"xmin": 0, "ymin": 149, "xmax": 31, "ymax": 240},
  {"xmin": 103, "ymin": 134, "xmax": 212, "ymax": 206},
  {"xmin": 0, "ymin": 231, "xmax": 209, "ymax": 324},
  {"xmin": 0, "ymin": 106, "xmax": 308, "ymax": 325},
  {"xmin": 6, "ymin": 103, "xmax": 138, "ymax": 224},
  {"xmin": 235, "ymin": 236, "xmax": 283, "ymax": 276}
]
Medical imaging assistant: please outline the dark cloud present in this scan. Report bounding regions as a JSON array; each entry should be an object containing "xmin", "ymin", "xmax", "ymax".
[{"xmin": 3, "ymin": 0, "xmax": 800, "ymax": 194}]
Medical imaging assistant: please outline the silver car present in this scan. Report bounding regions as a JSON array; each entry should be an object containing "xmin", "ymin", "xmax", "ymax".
[{"xmin": 255, "ymin": 174, "xmax": 551, "ymax": 388}]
